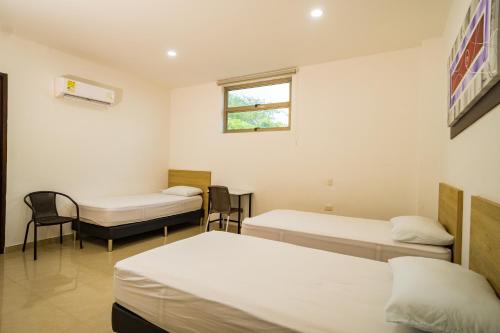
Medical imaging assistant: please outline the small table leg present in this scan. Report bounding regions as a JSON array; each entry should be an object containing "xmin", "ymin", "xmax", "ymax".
[
  {"xmin": 248, "ymin": 193, "xmax": 252, "ymax": 217},
  {"xmin": 237, "ymin": 195, "xmax": 241, "ymax": 234},
  {"xmin": 206, "ymin": 198, "xmax": 211, "ymax": 231},
  {"xmin": 219, "ymin": 213, "xmax": 222, "ymax": 229}
]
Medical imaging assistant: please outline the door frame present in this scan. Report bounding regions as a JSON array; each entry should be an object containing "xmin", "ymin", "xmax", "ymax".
[{"xmin": 0, "ymin": 73, "xmax": 7, "ymax": 254}]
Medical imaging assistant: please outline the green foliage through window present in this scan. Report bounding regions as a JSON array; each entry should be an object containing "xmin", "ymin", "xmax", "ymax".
[
  {"xmin": 225, "ymin": 79, "xmax": 291, "ymax": 132},
  {"xmin": 228, "ymin": 92, "xmax": 264, "ymax": 108},
  {"xmin": 227, "ymin": 109, "xmax": 289, "ymax": 130}
]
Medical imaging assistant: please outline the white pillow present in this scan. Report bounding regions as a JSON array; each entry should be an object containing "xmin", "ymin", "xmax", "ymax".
[
  {"xmin": 386, "ymin": 256, "xmax": 500, "ymax": 333},
  {"xmin": 390, "ymin": 216, "xmax": 454, "ymax": 246},
  {"xmin": 161, "ymin": 186, "xmax": 202, "ymax": 197}
]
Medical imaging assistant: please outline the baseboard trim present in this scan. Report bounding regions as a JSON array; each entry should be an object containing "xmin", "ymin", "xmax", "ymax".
[{"xmin": 4, "ymin": 233, "xmax": 74, "ymax": 253}]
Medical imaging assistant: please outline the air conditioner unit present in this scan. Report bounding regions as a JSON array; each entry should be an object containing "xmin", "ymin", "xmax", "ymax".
[{"xmin": 54, "ymin": 77, "xmax": 115, "ymax": 105}]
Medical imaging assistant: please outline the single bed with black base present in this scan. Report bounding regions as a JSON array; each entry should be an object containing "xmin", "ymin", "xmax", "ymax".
[
  {"xmin": 73, "ymin": 169, "xmax": 211, "ymax": 251},
  {"xmin": 73, "ymin": 209, "xmax": 204, "ymax": 252}
]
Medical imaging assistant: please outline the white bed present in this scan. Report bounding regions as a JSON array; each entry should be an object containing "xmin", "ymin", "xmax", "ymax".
[
  {"xmin": 79, "ymin": 193, "xmax": 202, "ymax": 227},
  {"xmin": 242, "ymin": 209, "xmax": 451, "ymax": 262},
  {"xmin": 114, "ymin": 231, "xmax": 420, "ymax": 333}
]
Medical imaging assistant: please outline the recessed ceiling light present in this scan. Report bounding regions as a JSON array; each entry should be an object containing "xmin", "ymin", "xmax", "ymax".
[
  {"xmin": 310, "ymin": 8, "xmax": 323, "ymax": 18},
  {"xmin": 166, "ymin": 50, "xmax": 177, "ymax": 57}
]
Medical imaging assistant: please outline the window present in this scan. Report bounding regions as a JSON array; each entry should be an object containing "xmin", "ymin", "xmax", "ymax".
[{"xmin": 224, "ymin": 78, "xmax": 291, "ymax": 132}]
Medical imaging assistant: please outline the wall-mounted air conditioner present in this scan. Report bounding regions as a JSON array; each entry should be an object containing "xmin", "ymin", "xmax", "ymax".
[{"xmin": 54, "ymin": 77, "xmax": 115, "ymax": 105}]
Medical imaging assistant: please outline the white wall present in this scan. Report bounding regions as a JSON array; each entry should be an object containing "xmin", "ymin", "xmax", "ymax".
[
  {"xmin": 169, "ymin": 48, "xmax": 421, "ymax": 221},
  {"xmin": 415, "ymin": 38, "xmax": 446, "ymax": 221},
  {"xmin": 0, "ymin": 34, "xmax": 170, "ymax": 247},
  {"xmin": 439, "ymin": 0, "xmax": 500, "ymax": 266}
]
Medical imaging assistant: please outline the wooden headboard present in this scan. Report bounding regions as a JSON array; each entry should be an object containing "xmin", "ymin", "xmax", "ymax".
[
  {"xmin": 470, "ymin": 196, "xmax": 500, "ymax": 296},
  {"xmin": 438, "ymin": 183, "xmax": 464, "ymax": 264},
  {"xmin": 168, "ymin": 169, "xmax": 211, "ymax": 218}
]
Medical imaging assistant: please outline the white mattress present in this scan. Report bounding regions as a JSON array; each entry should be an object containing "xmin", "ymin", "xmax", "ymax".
[
  {"xmin": 78, "ymin": 193, "xmax": 202, "ymax": 227},
  {"xmin": 114, "ymin": 231, "xmax": 421, "ymax": 333},
  {"xmin": 242, "ymin": 209, "xmax": 451, "ymax": 262}
]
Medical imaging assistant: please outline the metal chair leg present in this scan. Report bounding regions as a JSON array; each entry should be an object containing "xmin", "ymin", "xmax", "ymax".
[
  {"xmin": 22, "ymin": 220, "xmax": 32, "ymax": 252},
  {"xmin": 225, "ymin": 215, "xmax": 230, "ymax": 232},
  {"xmin": 60, "ymin": 224, "xmax": 63, "ymax": 244},
  {"xmin": 78, "ymin": 221, "xmax": 83, "ymax": 249},
  {"xmin": 34, "ymin": 224, "xmax": 38, "ymax": 260}
]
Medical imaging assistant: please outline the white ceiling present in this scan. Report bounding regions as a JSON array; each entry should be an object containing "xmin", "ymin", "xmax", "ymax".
[{"xmin": 0, "ymin": 0, "xmax": 452, "ymax": 88}]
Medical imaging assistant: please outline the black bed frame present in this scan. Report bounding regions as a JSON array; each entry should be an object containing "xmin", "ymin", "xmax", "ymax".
[
  {"xmin": 112, "ymin": 303, "xmax": 168, "ymax": 333},
  {"xmin": 72, "ymin": 209, "xmax": 203, "ymax": 251}
]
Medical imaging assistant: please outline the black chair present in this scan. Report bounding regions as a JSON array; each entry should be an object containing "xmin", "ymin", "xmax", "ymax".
[
  {"xmin": 23, "ymin": 191, "xmax": 82, "ymax": 260},
  {"xmin": 205, "ymin": 186, "xmax": 242, "ymax": 232}
]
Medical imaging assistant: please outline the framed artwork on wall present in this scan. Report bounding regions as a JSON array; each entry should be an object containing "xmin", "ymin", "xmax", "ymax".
[{"xmin": 448, "ymin": 0, "xmax": 500, "ymax": 138}]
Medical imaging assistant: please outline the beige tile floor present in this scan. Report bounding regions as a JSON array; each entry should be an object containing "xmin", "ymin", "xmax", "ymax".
[{"xmin": 0, "ymin": 222, "xmax": 231, "ymax": 333}]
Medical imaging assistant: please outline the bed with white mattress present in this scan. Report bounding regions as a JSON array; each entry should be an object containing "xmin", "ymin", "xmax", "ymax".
[
  {"xmin": 73, "ymin": 169, "xmax": 211, "ymax": 251},
  {"xmin": 75, "ymin": 193, "xmax": 203, "ymax": 251},
  {"xmin": 242, "ymin": 209, "xmax": 451, "ymax": 262},
  {"xmin": 113, "ymin": 231, "xmax": 421, "ymax": 333},
  {"xmin": 242, "ymin": 183, "xmax": 464, "ymax": 263},
  {"xmin": 79, "ymin": 194, "xmax": 202, "ymax": 227}
]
